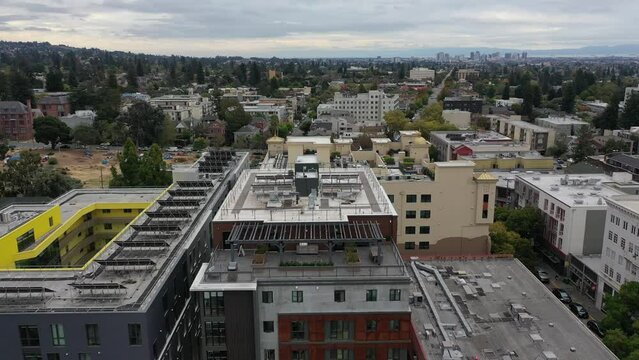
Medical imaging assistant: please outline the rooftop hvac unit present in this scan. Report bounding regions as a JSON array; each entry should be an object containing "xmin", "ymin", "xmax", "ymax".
[
  {"xmin": 0, "ymin": 212, "xmax": 12, "ymax": 223},
  {"xmin": 574, "ymin": 199, "xmax": 584, "ymax": 204}
]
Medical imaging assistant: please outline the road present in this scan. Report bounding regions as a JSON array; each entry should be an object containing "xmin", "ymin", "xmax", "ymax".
[{"xmin": 427, "ymin": 69, "xmax": 453, "ymax": 106}]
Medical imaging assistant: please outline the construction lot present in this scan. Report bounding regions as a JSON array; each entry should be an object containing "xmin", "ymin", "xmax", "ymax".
[{"xmin": 409, "ymin": 258, "xmax": 617, "ymax": 360}]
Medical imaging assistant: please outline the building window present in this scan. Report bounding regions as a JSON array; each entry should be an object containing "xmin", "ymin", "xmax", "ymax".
[
  {"xmin": 404, "ymin": 242, "xmax": 415, "ymax": 250},
  {"xmin": 624, "ymin": 221, "xmax": 629, "ymax": 230},
  {"xmin": 19, "ymin": 325, "xmax": 39, "ymax": 347},
  {"xmin": 419, "ymin": 241, "xmax": 430, "ymax": 249},
  {"xmin": 78, "ymin": 354, "xmax": 91, "ymax": 360},
  {"xmin": 47, "ymin": 354, "xmax": 61, "ymax": 360},
  {"xmin": 420, "ymin": 210, "xmax": 431, "ymax": 219},
  {"xmin": 291, "ymin": 321, "xmax": 307, "ymax": 341},
  {"xmin": 292, "ymin": 290, "xmax": 304, "ymax": 303},
  {"xmin": 327, "ymin": 320, "xmax": 353, "ymax": 340},
  {"xmin": 263, "ymin": 321, "xmax": 274, "ymax": 333},
  {"xmin": 366, "ymin": 349, "xmax": 376, "ymax": 360},
  {"xmin": 419, "ymin": 226, "xmax": 430, "ymax": 234},
  {"xmin": 388, "ymin": 348, "xmax": 401, "ymax": 360},
  {"xmin": 264, "ymin": 350, "xmax": 275, "ymax": 360},
  {"xmin": 204, "ymin": 322, "xmax": 226, "ymax": 346},
  {"xmin": 326, "ymin": 349, "xmax": 353, "ymax": 360},
  {"xmin": 291, "ymin": 350, "xmax": 308, "ymax": 360},
  {"xmin": 104, "ymin": 223, "xmax": 112, "ymax": 230},
  {"xmin": 405, "ymin": 226, "xmax": 416, "ymax": 235},
  {"xmin": 262, "ymin": 291, "xmax": 273, "ymax": 303},
  {"xmin": 617, "ymin": 273, "xmax": 622, "ymax": 283},
  {"xmin": 206, "ymin": 351, "xmax": 228, "ymax": 360},
  {"xmin": 614, "ymin": 234, "xmax": 618, "ymax": 243},
  {"xmin": 102, "ymin": 209, "xmax": 111, "ymax": 214},
  {"xmin": 406, "ymin": 210, "xmax": 416, "ymax": 219},
  {"xmin": 203, "ymin": 291, "xmax": 224, "ymax": 316},
  {"xmin": 622, "ymin": 238, "xmax": 626, "ymax": 250},
  {"xmin": 608, "ymin": 231, "xmax": 613, "ymax": 240},
  {"xmin": 366, "ymin": 289, "xmax": 377, "ymax": 302},
  {"xmin": 390, "ymin": 289, "xmax": 401, "ymax": 301},
  {"xmin": 85, "ymin": 324, "xmax": 100, "ymax": 346},
  {"xmin": 127, "ymin": 324, "xmax": 142, "ymax": 345},
  {"xmin": 366, "ymin": 320, "xmax": 378, "ymax": 332},
  {"xmin": 406, "ymin": 194, "xmax": 417, "ymax": 203},
  {"xmin": 48, "ymin": 217, "xmax": 53, "ymax": 227},
  {"xmin": 50, "ymin": 324, "xmax": 65, "ymax": 346},
  {"xmin": 334, "ymin": 290, "xmax": 346, "ymax": 302},
  {"xmin": 124, "ymin": 209, "xmax": 132, "ymax": 213},
  {"xmin": 482, "ymin": 210, "xmax": 489, "ymax": 219},
  {"xmin": 389, "ymin": 320, "xmax": 401, "ymax": 331},
  {"xmin": 388, "ymin": 195, "xmax": 394, "ymax": 203},
  {"xmin": 421, "ymin": 194, "xmax": 431, "ymax": 203}
]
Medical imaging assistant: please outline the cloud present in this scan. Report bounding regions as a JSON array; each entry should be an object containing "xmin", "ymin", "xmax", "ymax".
[{"xmin": 0, "ymin": 0, "xmax": 635, "ymax": 56}]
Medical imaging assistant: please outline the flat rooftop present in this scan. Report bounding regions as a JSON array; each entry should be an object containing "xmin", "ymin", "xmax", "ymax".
[
  {"xmin": 517, "ymin": 173, "xmax": 637, "ymax": 207},
  {"xmin": 508, "ymin": 120, "xmax": 551, "ymax": 133},
  {"xmin": 430, "ymin": 131, "xmax": 512, "ymax": 144},
  {"xmin": 213, "ymin": 167, "xmax": 395, "ymax": 223},
  {"xmin": 410, "ymin": 259, "xmax": 616, "ymax": 360},
  {"xmin": 536, "ymin": 117, "xmax": 589, "ymax": 126},
  {"xmin": 606, "ymin": 195, "xmax": 639, "ymax": 216},
  {"xmin": 286, "ymin": 136, "xmax": 332, "ymax": 145}
]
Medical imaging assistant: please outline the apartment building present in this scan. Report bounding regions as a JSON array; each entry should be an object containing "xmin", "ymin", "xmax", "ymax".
[
  {"xmin": 190, "ymin": 155, "xmax": 421, "ymax": 360},
  {"xmin": 313, "ymin": 109, "xmax": 385, "ymax": 139},
  {"xmin": 0, "ymin": 100, "xmax": 34, "ymax": 141},
  {"xmin": 534, "ymin": 116, "xmax": 589, "ymax": 137},
  {"xmin": 456, "ymin": 69, "xmax": 480, "ymax": 81},
  {"xmin": 408, "ymin": 68, "xmax": 435, "ymax": 81},
  {"xmin": 443, "ymin": 96, "xmax": 483, "ymax": 113},
  {"xmin": 596, "ymin": 195, "xmax": 639, "ymax": 308},
  {"xmin": 241, "ymin": 103, "xmax": 288, "ymax": 121},
  {"xmin": 37, "ymin": 93, "xmax": 71, "ymax": 118},
  {"xmin": 329, "ymin": 90, "xmax": 399, "ymax": 123},
  {"xmin": 150, "ymin": 93, "xmax": 212, "ymax": 123},
  {"xmin": 514, "ymin": 173, "xmax": 639, "ymax": 272},
  {"xmin": 492, "ymin": 117, "xmax": 555, "ymax": 153},
  {"xmin": 620, "ymin": 86, "xmax": 639, "ymax": 111},
  {"xmin": 0, "ymin": 151, "xmax": 249, "ymax": 360}
]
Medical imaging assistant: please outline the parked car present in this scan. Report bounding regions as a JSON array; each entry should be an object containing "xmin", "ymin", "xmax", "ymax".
[
  {"xmin": 587, "ymin": 320, "xmax": 605, "ymax": 337},
  {"xmin": 569, "ymin": 303, "xmax": 589, "ymax": 319},
  {"xmin": 535, "ymin": 269, "xmax": 550, "ymax": 283},
  {"xmin": 552, "ymin": 288, "xmax": 572, "ymax": 303}
]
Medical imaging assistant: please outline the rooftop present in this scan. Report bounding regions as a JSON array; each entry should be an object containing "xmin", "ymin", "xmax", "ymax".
[
  {"xmin": 606, "ymin": 195, "xmax": 639, "ymax": 216},
  {"xmin": 608, "ymin": 153, "xmax": 639, "ymax": 169},
  {"xmin": 508, "ymin": 120, "xmax": 551, "ymax": 133},
  {"xmin": 517, "ymin": 173, "xmax": 638, "ymax": 207},
  {"xmin": 286, "ymin": 136, "xmax": 333, "ymax": 145},
  {"xmin": 411, "ymin": 259, "xmax": 616, "ymax": 360},
  {"xmin": 431, "ymin": 130, "xmax": 512, "ymax": 144},
  {"xmin": 535, "ymin": 117, "xmax": 589, "ymax": 126}
]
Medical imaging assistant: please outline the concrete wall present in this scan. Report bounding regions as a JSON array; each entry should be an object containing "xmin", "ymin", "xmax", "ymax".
[{"xmin": 583, "ymin": 210, "xmax": 606, "ymax": 255}]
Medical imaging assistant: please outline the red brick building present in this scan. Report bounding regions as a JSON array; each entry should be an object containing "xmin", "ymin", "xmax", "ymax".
[
  {"xmin": 0, "ymin": 100, "xmax": 34, "ymax": 141},
  {"xmin": 37, "ymin": 93, "xmax": 71, "ymax": 118}
]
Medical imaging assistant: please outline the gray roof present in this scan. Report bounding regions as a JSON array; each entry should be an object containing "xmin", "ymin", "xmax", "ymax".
[
  {"xmin": 608, "ymin": 153, "xmax": 639, "ymax": 169},
  {"xmin": 38, "ymin": 95, "xmax": 70, "ymax": 105},
  {"xmin": 235, "ymin": 124, "xmax": 259, "ymax": 134},
  {"xmin": 0, "ymin": 101, "xmax": 29, "ymax": 115}
]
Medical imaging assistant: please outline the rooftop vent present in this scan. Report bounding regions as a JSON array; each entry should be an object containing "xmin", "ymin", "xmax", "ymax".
[{"xmin": 574, "ymin": 199, "xmax": 584, "ymax": 204}]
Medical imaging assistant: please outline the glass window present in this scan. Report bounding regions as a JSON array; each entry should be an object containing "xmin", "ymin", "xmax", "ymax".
[
  {"xmin": 264, "ymin": 350, "xmax": 275, "ymax": 360},
  {"xmin": 365, "ymin": 349, "xmax": 376, "ymax": 360},
  {"xmin": 405, "ymin": 211, "xmax": 416, "ymax": 219},
  {"xmin": 419, "ymin": 242, "xmax": 430, "ymax": 249},
  {"xmin": 23, "ymin": 352, "xmax": 42, "ymax": 360},
  {"xmin": 366, "ymin": 320, "xmax": 377, "ymax": 332},
  {"xmin": 204, "ymin": 322, "xmax": 226, "ymax": 346},
  {"xmin": 292, "ymin": 290, "xmax": 304, "ymax": 303},
  {"xmin": 389, "ymin": 320, "xmax": 401, "ymax": 331},
  {"xmin": 291, "ymin": 321, "xmax": 307, "ymax": 341},
  {"xmin": 206, "ymin": 351, "xmax": 228, "ymax": 360},
  {"xmin": 259, "ymin": 290, "xmax": 273, "ymax": 303},
  {"xmin": 420, "ymin": 194, "xmax": 431, "ymax": 203},
  {"xmin": 85, "ymin": 324, "xmax": 100, "ymax": 346},
  {"xmin": 78, "ymin": 354, "xmax": 91, "ymax": 360},
  {"xmin": 366, "ymin": 289, "xmax": 377, "ymax": 302},
  {"xmin": 104, "ymin": 223, "xmax": 112, "ymax": 230},
  {"xmin": 124, "ymin": 209, "xmax": 132, "ymax": 213},
  {"xmin": 326, "ymin": 349, "xmax": 353, "ymax": 360},
  {"xmin": 334, "ymin": 290, "xmax": 345, "ymax": 302},
  {"xmin": 127, "ymin": 324, "xmax": 142, "ymax": 345},
  {"xmin": 390, "ymin": 289, "xmax": 401, "ymax": 301},
  {"xmin": 388, "ymin": 195, "xmax": 394, "ymax": 203},
  {"xmin": 405, "ymin": 226, "xmax": 415, "ymax": 235},
  {"xmin": 327, "ymin": 320, "xmax": 353, "ymax": 340},
  {"xmin": 404, "ymin": 242, "xmax": 415, "ymax": 250},
  {"xmin": 291, "ymin": 350, "xmax": 308, "ymax": 360},
  {"xmin": 388, "ymin": 348, "xmax": 401, "ymax": 360},
  {"xmin": 263, "ymin": 321, "xmax": 274, "ymax": 333},
  {"xmin": 419, "ymin": 210, "xmax": 430, "ymax": 219},
  {"xmin": 406, "ymin": 195, "xmax": 417, "ymax": 203},
  {"xmin": 19, "ymin": 325, "xmax": 39, "ymax": 347},
  {"xmin": 50, "ymin": 324, "xmax": 65, "ymax": 346},
  {"xmin": 203, "ymin": 291, "xmax": 224, "ymax": 316},
  {"xmin": 419, "ymin": 226, "xmax": 430, "ymax": 234}
]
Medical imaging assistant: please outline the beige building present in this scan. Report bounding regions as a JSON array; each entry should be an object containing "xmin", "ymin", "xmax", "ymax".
[
  {"xmin": 490, "ymin": 115, "xmax": 556, "ymax": 153},
  {"xmin": 443, "ymin": 109, "xmax": 471, "ymax": 129}
]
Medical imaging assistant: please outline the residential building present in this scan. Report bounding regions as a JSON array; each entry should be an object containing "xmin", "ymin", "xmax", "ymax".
[
  {"xmin": 456, "ymin": 69, "xmax": 480, "ymax": 81},
  {"xmin": 514, "ymin": 172, "xmax": 639, "ymax": 272},
  {"xmin": 328, "ymin": 90, "xmax": 399, "ymax": 123},
  {"xmin": 442, "ymin": 109, "xmax": 471, "ymax": 129},
  {"xmin": 233, "ymin": 124, "xmax": 261, "ymax": 143},
  {"xmin": 534, "ymin": 116, "xmax": 589, "ymax": 137},
  {"xmin": 242, "ymin": 103, "xmax": 288, "ymax": 121},
  {"xmin": 495, "ymin": 97, "xmax": 524, "ymax": 109},
  {"xmin": 314, "ymin": 109, "xmax": 384, "ymax": 139},
  {"xmin": 620, "ymin": 86, "xmax": 639, "ymax": 111},
  {"xmin": 37, "ymin": 93, "xmax": 71, "ymax": 118},
  {"xmin": 408, "ymin": 68, "xmax": 435, "ymax": 81},
  {"xmin": 191, "ymin": 154, "xmax": 420, "ymax": 360},
  {"xmin": 267, "ymin": 69, "xmax": 282, "ymax": 80},
  {"xmin": 605, "ymin": 153, "xmax": 639, "ymax": 181},
  {"xmin": 121, "ymin": 92, "xmax": 151, "ymax": 103},
  {"xmin": 492, "ymin": 117, "xmax": 555, "ymax": 153},
  {"xmin": 197, "ymin": 120, "xmax": 226, "ymax": 142},
  {"xmin": 596, "ymin": 195, "xmax": 639, "ymax": 309},
  {"xmin": 218, "ymin": 87, "xmax": 261, "ymax": 102},
  {"xmin": 0, "ymin": 100, "xmax": 34, "ymax": 141},
  {"xmin": 0, "ymin": 151, "xmax": 250, "ymax": 360},
  {"xmin": 59, "ymin": 110, "xmax": 96, "ymax": 129},
  {"xmin": 150, "ymin": 92, "xmax": 212, "ymax": 123},
  {"xmin": 443, "ymin": 96, "xmax": 483, "ymax": 113}
]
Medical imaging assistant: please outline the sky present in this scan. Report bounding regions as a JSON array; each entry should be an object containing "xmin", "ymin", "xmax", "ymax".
[{"xmin": 0, "ymin": 0, "xmax": 636, "ymax": 57}]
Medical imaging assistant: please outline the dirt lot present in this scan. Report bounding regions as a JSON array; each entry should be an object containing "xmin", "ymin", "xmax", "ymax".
[{"xmin": 3, "ymin": 148, "xmax": 198, "ymax": 189}]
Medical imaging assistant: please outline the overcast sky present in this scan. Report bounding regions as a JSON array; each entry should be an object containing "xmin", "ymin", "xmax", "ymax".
[{"xmin": 0, "ymin": 0, "xmax": 635, "ymax": 57}]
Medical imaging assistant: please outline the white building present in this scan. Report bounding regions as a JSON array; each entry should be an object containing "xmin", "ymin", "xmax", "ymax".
[
  {"xmin": 596, "ymin": 195, "xmax": 639, "ymax": 308},
  {"xmin": 313, "ymin": 109, "xmax": 384, "ymax": 139},
  {"xmin": 515, "ymin": 173, "xmax": 639, "ymax": 270},
  {"xmin": 620, "ymin": 86, "xmax": 639, "ymax": 111},
  {"xmin": 409, "ymin": 68, "xmax": 435, "ymax": 81},
  {"xmin": 150, "ymin": 92, "xmax": 212, "ymax": 123},
  {"xmin": 242, "ymin": 103, "xmax": 288, "ymax": 121},
  {"xmin": 442, "ymin": 109, "xmax": 471, "ymax": 129},
  {"xmin": 534, "ymin": 116, "xmax": 589, "ymax": 137},
  {"xmin": 495, "ymin": 98, "xmax": 524, "ymax": 109},
  {"xmin": 328, "ymin": 90, "xmax": 399, "ymax": 124},
  {"xmin": 59, "ymin": 110, "xmax": 96, "ymax": 129}
]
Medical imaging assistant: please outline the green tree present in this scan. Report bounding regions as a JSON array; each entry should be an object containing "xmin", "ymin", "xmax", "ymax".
[
  {"xmin": 9, "ymin": 69, "xmax": 34, "ymax": 103},
  {"xmin": 139, "ymin": 144, "xmax": 172, "ymax": 186},
  {"xmin": 489, "ymin": 222, "xmax": 537, "ymax": 269},
  {"xmin": 420, "ymin": 102, "xmax": 444, "ymax": 122},
  {"xmin": 601, "ymin": 282, "xmax": 639, "ymax": 359},
  {"xmin": 358, "ymin": 83, "xmax": 367, "ymax": 93},
  {"xmin": 159, "ymin": 118, "xmax": 176, "ymax": 147},
  {"xmin": 546, "ymin": 133, "xmax": 569, "ymax": 158},
  {"xmin": 118, "ymin": 102, "xmax": 167, "ymax": 146},
  {"xmin": 110, "ymin": 138, "xmax": 140, "ymax": 187},
  {"xmin": 45, "ymin": 70, "xmax": 65, "ymax": 92},
  {"xmin": 0, "ymin": 143, "xmax": 8, "ymax": 159},
  {"xmin": 621, "ymin": 94, "xmax": 639, "ymax": 129},
  {"xmin": 72, "ymin": 125, "xmax": 100, "ymax": 145},
  {"xmin": 603, "ymin": 138, "xmax": 630, "ymax": 154},
  {"xmin": 502, "ymin": 207, "xmax": 544, "ymax": 240},
  {"xmin": 192, "ymin": 137, "xmax": 208, "ymax": 152},
  {"xmin": 561, "ymin": 82, "xmax": 576, "ymax": 113},
  {"xmin": 595, "ymin": 103, "xmax": 620, "ymax": 130},
  {"xmin": 572, "ymin": 126, "xmax": 595, "ymax": 162},
  {"xmin": 126, "ymin": 66, "xmax": 138, "ymax": 90},
  {"xmin": 218, "ymin": 98, "xmax": 251, "ymax": 141},
  {"xmin": 33, "ymin": 116, "xmax": 72, "ymax": 149},
  {"xmin": 299, "ymin": 120, "xmax": 312, "ymax": 135},
  {"xmin": 502, "ymin": 82, "xmax": 510, "ymax": 100},
  {"xmin": 0, "ymin": 151, "xmax": 80, "ymax": 197},
  {"xmin": 384, "ymin": 110, "xmax": 409, "ymax": 135}
]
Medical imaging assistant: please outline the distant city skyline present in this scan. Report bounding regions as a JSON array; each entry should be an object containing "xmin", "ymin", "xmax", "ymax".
[{"xmin": 0, "ymin": 0, "xmax": 636, "ymax": 57}]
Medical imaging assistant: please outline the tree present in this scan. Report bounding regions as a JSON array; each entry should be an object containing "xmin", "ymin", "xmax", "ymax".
[
  {"xmin": 502, "ymin": 82, "xmax": 510, "ymax": 100},
  {"xmin": 546, "ymin": 133, "xmax": 569, "ymax": 158},
  {"xmin": 561, "ymin": 82, "xmax": 576, "ymax": 113},
  {"xmin": 603, "ymin": 138, "xmax": 630, "ymax": 154},
  {"xmin": 501, "ymin": 207, "xmax": 544, "ymax": 240},
  {"xmin": 384, "ymin": 110, "xmax": 409, "ymax": 135},
  {"xmin": 218, "ymin": 98, "xmax": 251, "ymax": 142},
  {"xmin": 192, "ymin": 137, "xmax": 208, "ymax": 152},
  {"xmin": 489, "ymin": 222, "xmax": 537, "ymax": 269},
  {"xmin": 110, "ymin": 138, "xmax": 140, "ymax": 187},
  {"xmin": 572, "ymin": 126, "xmax": 595, "ymax": 162},
  {"xmin": 358, "ymin": 84, "xmax": 367, "ymax": 93},
  {"xmin": 72, "ymin": 125, "xmax": 100, "ymax": 145},
  {"xmin": 45, "ymin": 70, "xmax": 65, "ymax": 92},
  {"xmin": 118, "ymin": 102, "xmax": 167, "ymax": 146},
  {"xmin": 159, "ymin": 118, "xmax": 176, "ymax": 147},
  {"xmin": 299, "ymin": 120, "xmax": 312, "ymax": 135},
  {"xmin": 621, "ymin": 94, "xmax": 639, "ymax": 129},
  {"xmin": 357, "ymin": 134, "xmax": 373, "ymax": 150},
  {"xmin": 595, "ymin": 103, "xmax": 620, "ymax": 130},
  {"xmin": 601, "ymin": 282, "xmax": 639, "ymax": 359},
  {"xmin": 136, "ymin": 59, "xmax": 144, "ymax": 77},
  {"xmin": 139, "ymin": 144, "xmax": 172, "ymax": 186},
  {"xmin": 9, "ymin": 69, "xmax": 34, "ymax": 103},
  {"xmin": 0, "ymin": 151, "xmax": 81, "ymax": 197},
  {"xmin": 420, "ymin": 102, "xmax": 444, "ymax": 122},
  {"xmin": 126, "ymin": 66, "xmax": 138, "ymax": 90},
  {"xmin": 0, "ymin": 143, "xmax": 8, "ymax": 159},
  {"xmin": 33, "ymin": 116, "xmax": 72, "ymax": 149}
]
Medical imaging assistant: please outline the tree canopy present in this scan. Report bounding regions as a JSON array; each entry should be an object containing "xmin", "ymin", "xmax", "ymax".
[
  {"xmin": 384, "ymin": 110, "xmax": 409, "ymax": 136},
  {"xmin": 117, "ymin": 102, "xmax": 167, "ymax": 147},
  {"xmin": 110, "ymin": 139, "xmax": 172, "ymax": 187},
  {"xmin": 33, "ymin": 116, "xmax": 72, "ymax": 149},
  {"xmin": 602, "ymin": 282, "xmax": 639, "ymax": 360},
  {"xmin": 621, "ymin": 94, "xmax": 639, "ymax": 129},
  {"xmin": 0, "ymin": 151, "xmax": 81, "ymax": 197},
  {"xmin": 572, "ymin": 126, "xmax": 595, "ymax": 162}
]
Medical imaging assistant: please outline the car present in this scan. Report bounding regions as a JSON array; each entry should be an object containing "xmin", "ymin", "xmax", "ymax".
[
  {"xmin": 535, "ymin": 269, "xmax": 550, "ymax": 283},
  {"xmin": 552, "ymin": 288, "xmax": 572, "ymax": 303},
  {"xmin": 587, "ymin": 320, "xmax": 605, "ymax": 337},
  {"xmin": 569, "ymin": 303, "xmax": 589, "ymax": 319}
]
